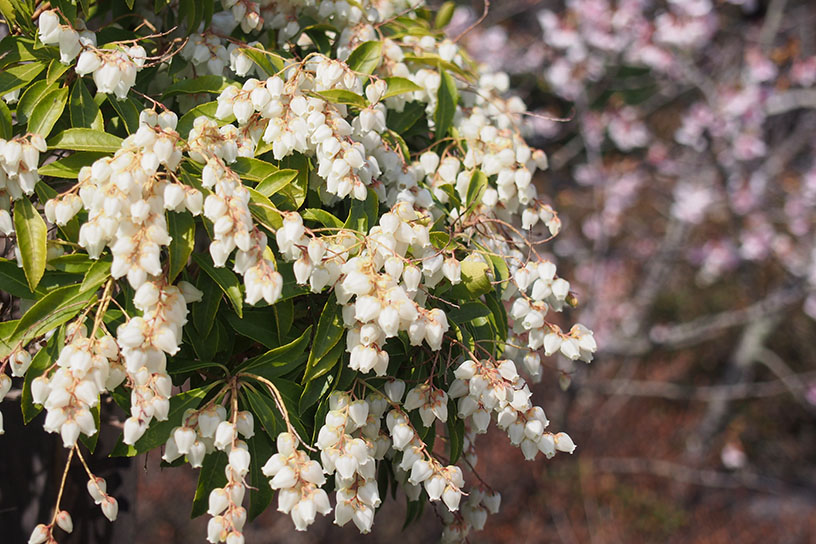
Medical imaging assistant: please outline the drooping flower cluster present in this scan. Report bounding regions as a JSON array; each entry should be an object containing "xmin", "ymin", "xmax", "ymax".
[{"xmin": 119, "ymin": 280, "xmax": 201, "ymax": 445}]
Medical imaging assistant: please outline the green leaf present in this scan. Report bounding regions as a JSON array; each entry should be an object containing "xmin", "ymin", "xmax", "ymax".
[
  {"xmin": 247, "ymin": 432, "xmax": 275, "ymax": 521},
  {"xmin": 28, "ymin": 86, "xmax": 68, "ymax": 138},
  {"xmin": 110, "ymin": 385, "xmax": 215, "ymax": 457},
  {"xmin": 69, "ymin": 79, "xmax": 99, "ymax": 128},
  {"xmin": 0, "ymin": 258, "xmax": 37, "ymax": 298},
  {"xmin": 192, "ymin": 253, "xmax": 243, "ymax": 318},
  {"xmin": 247, "ymin": 187, "xmax": 283, "ymax": 231},
  {"xmin": 434, "ymin": 1, "xmax": 456, "ymax": 28},
  {"xmin": 238, "ymin": 325, "xmax": 312, "ymax": 378},
  {"xmin": 193, "ymin": 272, "xmax": 221, "ymax": 337},
  {"xmin": 191, "ymin": 451, "xmax": 228, "ymax": 518},
  {"xmin": 0, "ymin": 62, "xmax": 46, "ymax": 97},
  {"xmin": 301, "ymin": 208, "xmax": 343, "ymax": 229},
  {"xmin": 0, "ymin": 99, "xmax": 11, "ymax": 139},
  {"xmin": 240, "ymin": 45, "xmax": 285, "ymax": 78},
  {"xmin": 48, "ymin": 128, "xmax": 123, "ymax": 153},
  {"xmin": 447, "ymin": 301, "xmax": 491, "ymax": 324},
  {"xmin": 167, "ymin": 212, "xmax": 195, "ymax": 282},
  {"xmin": 346, "ymin": 41, "xmax": 383, "ymax": 75},
  {"xmin": 435, "ymin": 69, "xmax": 458, "ymax": 140},
  {"xmin": 108, "ymin": 96, "xmax": 141, "ymax": 134},
  {"xmin": 314, "ymin": 89, "xmax": 367, "ymax": 108},
  {"xmin": 446, "ymin": 413, "xmax": 464, "ymax": 463},
  {"xmin": 387, "ymin": 101, "xmax": 425, "ymax": 134},
  {"xmin": 299, "ymin": 375, "xmax": 330, "ymax": 415},
  {"xmin": 17, "ymin": 79, "xmax": 57, "ymax": 125},
  {"xmin": 231, "ymin": 157, "xmax": 279, "ymax": 182},
  {"xmin": 39, "ymin": 152, "xmax": 108, "ymax": 178},
  {"xmin": 14, "ymin": 198, "xmax": 47, "ymax": 291},
  {"xmin": 383, "ymin": 77, "xmax": 423, "ymax": 99},
  {"xmin": 79, "ymin": 258, "xmax": 111, "ymax": 293},
  {"xmin": 255, "ymin": 169, "xmax": 298, "ymax": 197},
  {"xmin": 275, "ymin": 153, "xmax": 309, "ymax": 210},
  {"xmin": 302, "ymin": 293, "xmax": 345, "ymax": 384},
  {"xmin": 451, "ymin": 260, "xmax": 492, "ymax": 299},
  {"xmin": 46, "ymin": 59, "xmax": 70, "ymax": 85},
  {"xmin": 162, "ymin": 75, "xmax": 230, "ymax": 98},
  {"xmin": 8, "ymin": 284, "xmax": 96, "ymax": 353},
  {"xmin": 466, "ymin": 169, "xmax": 488, "ymax": 208},
  {"xmin": 344, "ymin": 188, "xmax": 378, "ymax": 233}
]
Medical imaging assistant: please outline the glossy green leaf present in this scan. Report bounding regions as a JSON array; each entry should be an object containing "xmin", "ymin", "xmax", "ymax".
[
  {"xmin": 466, "ymin": 169, "xmax": 488, "ymax": 208},
  {"xmin": 247, "ymin": 432, "xmax": 275, "ymax": 521},
  {"xmin": 167, "ymin": 211, "xmax": 195, "ymax": 282},
  {"xmin": 13, "ymin": 198, "xmax": 47, "ymax": 291},
  {"xmin": 28, "ymin": 86, "xmax": 68, "ymax": 137},
  {"xmin": 302, "ymin": 208, "xmax": 343, "ymax": 228},
  {"xmin": 232, "ymin": 157, "xmax": 279, "ymax": 182},
  {"xmin": 79, "ymin": 258, "xmax": 111, "ymax": 293},
  {"xmin": 108, "ymin": 96, "xmax": 141, "ymax": 134},
  {"xmin": 302, "ymin": 293, "xmax": 345, "ymax": 384},
  {"xmin": 434, "ymin": 1, "xmax": 456, "ymax": 28},
  {"xmin": 48, "ymin": 128, "xmax": 123, "ymax": 152},
  {"xmin": 46, "ymin": 59, "xmax": 70, "ymax": 85},
  {"xmin": 435, "ymin": 69, "xmax": 458, "ymax": 140},
  {"xmin": 163, "ymin": 75, "xmax": 231, "ymax": 98},
  {"xmin": 247, "ymin": 187, "xmax": 283, "ymax": 230},
  {"xmin": 192, "ymin": 253, "xmax": 243, "ymax": 318},
  {"xmin": 383, "ymin": 77, "xmax": 423, "ymax": 99},
  {"xmin": 0, "ymin": 258, "xmax": 37, "ymax": 298},
  {"xmin": 0, "ymin": 62, "xmax": 45, "ymax": 97},
  {"xmin": 255, "ymin": 169, "xmax": 298, "ymax": 197},
  {"xmin": 17, "ymin": 79, "xmax": 57, "ymax": 125},
  {"xmin": 9, "ymin": 284, "xmax": 97, "ymax": 352},
  {"xmin": 0, "ymin": 99, "xmax": 11, "ymax": 139},
  {"xmin": 69, "ymin": 79, "xmax": 99, "ymax": 128},
  {"xmin": 346, "ymin": 41, "xmax": 383, "ymax": 75},
  {"xmin": 314, "ymin": 89, "xmax": 367, "ymax": 108},
  {"xmin": 39, "ymin": 152, "xmax": 108, "ymax": 178}
]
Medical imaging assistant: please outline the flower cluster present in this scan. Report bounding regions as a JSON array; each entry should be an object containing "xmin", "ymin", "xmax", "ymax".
[
  {"xmin": 119, "ymin": 280, "xmax": 201, "ymax": 445},
  {"xmin": 263, "ymin": 432, "xmax": 331, "ymax": 531},
  {"xmin": 0, "ymin": 134, "xmax": 47, "ymax": 232}
]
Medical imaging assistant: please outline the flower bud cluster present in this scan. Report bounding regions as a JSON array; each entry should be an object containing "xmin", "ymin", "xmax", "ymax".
[
  {"xmin": 182, "ymin": 33, "xmax": 230, "ymax": 76},
  {"xmin": 449, "ymin": 358, "xmax": 576, "ymax": 460},
  {"xmin": 119, "ymin": 280, "xmax": 201, "ymax": 445},
  {"xmin": 215, "ymin": 69, "xmax": 381, "ymax": 201},
  {"xmin": 87, "ymin": 475, "xmax": 119, "ymax": 521},
  {"xmin": 37, "ymin": 327, "xmax": 125, "ymax": 448},
  {"xmin": 206, "ymin": 416, "xmax": 255, "ymax": 544},
  {"xmin": 315, "ymin": 392, "xmax": 389, "ymax": 533},
  {"xmin": 440, "ymin": 487, "xmax": 502, "ymax": 543},
  {"xmin": 262, "ymin": 432, "xmax": 331, "ymax": 532},
  {"xmin": 198, "ymin": 156, "xmax": 283, "ymax": 305},
  {"xmin": 59, "ymin": 110, "xmax": 193, "ymax": 289},
  {"xmin": 0, "ymin": 134, "xmax": 47, "ymax": 204},
  {"xmin": 403, "ymin": 383, "xmax": 449, "ymax": 427},
  {"xmin": 38, "ymin": 10, "xmax": 95, "ymax": 65},
  {"xmin": 387, "ymin": 410, "xmax": 465, "ymax": 512},
  {"xmin": 223, "ymin": 0, "xmax": 263, "ymax": 34}
]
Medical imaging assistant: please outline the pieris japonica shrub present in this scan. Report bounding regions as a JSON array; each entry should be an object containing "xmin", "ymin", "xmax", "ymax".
[{"xmin": 0, "ymin": 1, "xmax": 596, "ymax": 542}]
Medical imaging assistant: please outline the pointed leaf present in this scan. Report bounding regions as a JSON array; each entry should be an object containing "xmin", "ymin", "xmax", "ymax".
[
  {"xmin": 13, "ymin": 198, "xmax": 47, "ymax": 291},
  {"xmin": 28, "ymin": 86, "xmax": 68, "ymax": 138},
  {"xmin": 167, "ymin": 211, "xmax": 195, "ymax": 282},
  {"xmin": 346, "ymin": 41, "xmax": 383, "ymax": 75}
]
